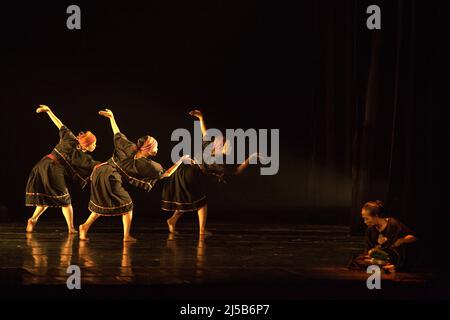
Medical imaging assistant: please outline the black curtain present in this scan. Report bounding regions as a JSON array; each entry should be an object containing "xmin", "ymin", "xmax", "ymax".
[
  {"xmin": 345, "ymin": 0, "xmax": 448, "ymax": 270},
  {"xmin": 313, "ymin": 0, "xmax": 448, "ymax": 266}
]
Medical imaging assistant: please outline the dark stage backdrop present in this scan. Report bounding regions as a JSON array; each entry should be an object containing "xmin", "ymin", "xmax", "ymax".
[
  {"xmin": 344, "ymin": 0, "xmax": 448, "ymax": 243},
  {"xmin": 313, "ymin": 0, "xmax": 449, "ymax": 272},
  {"xmin": 0, "ymin": 0, "xmax": 447, "ymax": 250},
  {"xmin": 0, "ymin": 1, "xmax": 350, "ymax": 225}
]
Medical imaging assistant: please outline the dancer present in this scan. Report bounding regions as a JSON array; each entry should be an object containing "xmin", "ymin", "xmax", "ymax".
[
  {"xmin": 79, "ymin": 109, "xmax": 187, "ymax": 242},
  {"xmin": 162, "ymin": 109, "xmax": 263, "ymax": 235},
  {"xmin": 25, "ymin": 105, "xmax": 99, "ymax": 233},
  {"xmin": 349, "ymin": 200, "xmax": 419, "ymax": 272}
]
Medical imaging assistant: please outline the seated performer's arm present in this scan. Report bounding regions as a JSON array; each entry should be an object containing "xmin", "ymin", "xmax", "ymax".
[
  {"xmin": 36, "ymin": 105, "xmax": 64, "ymax": 129},
  {"xmin": 387, "ymin": 219, "xmax": 418, "ymax": 249},
  {"xmin": 391, "ymin": 234, "xmax": 418, "ymax": 248}
]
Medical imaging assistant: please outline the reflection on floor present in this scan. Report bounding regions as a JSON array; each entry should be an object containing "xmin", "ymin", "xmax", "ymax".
[{"xmin": 0, "ymin": 221, "xmax": 440, "ymax": 299}]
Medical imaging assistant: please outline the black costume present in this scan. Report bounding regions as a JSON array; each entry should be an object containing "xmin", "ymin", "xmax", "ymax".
[
  {"xmin": 25, "ymin": 126, "xmax": 99, "ymax": 207},
  {"xmin": 349, "ymin": 217, "xmax": 419, "ymax": 271},
  {"xmin": 161, "ymin": 139, "xmax": 236, "ymax": 212},
  {"xmin": 88, "ymin": 133, "xmax": 164, "ymax": 216}
]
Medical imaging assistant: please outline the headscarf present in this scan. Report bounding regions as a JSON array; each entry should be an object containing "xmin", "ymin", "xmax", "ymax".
[
  {"xmin": 139, "ymin": 136, "xmax": 157, "ymax": 152},
  {"xmin": 77, "ymin": 131, "xmax": 97, "ymax": 149}
]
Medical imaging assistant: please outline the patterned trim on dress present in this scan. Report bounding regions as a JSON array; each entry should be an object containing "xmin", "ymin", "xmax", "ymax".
[
  {"xmin": 161, "ymin": 207, "xmax": 205, "ymax": 213},
  {"xmin": 161, "ymin": 196, "xmax": 207, "ymax": 212},
  {"xmin": 25, "ymin": 203, "xmax": 71, "ymax": 208},
  {"xmin": 88, "ymin": 201, "xmax": 133, "ymax": 216},
  {"xmin": 161, "ymin": 196, "xmax": 206, "ymax": 205},
  {"xmin": 111, "ymin": 157, "xmax": 153, "ymax": 190},
  {"xmin": 26, "ymin": 192, "xmax": 70, "ymax": 199},
  {"xmin": 93, "ymin": 212, "xmax": 132, "ymax": 217},
  {"xmin": 89, "ymin": 200, "xmax": 133, "ymax": 210}
]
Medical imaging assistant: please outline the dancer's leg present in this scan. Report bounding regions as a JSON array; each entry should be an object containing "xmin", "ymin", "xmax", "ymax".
[
  {"xmin": 167, "ymin": 210, "xmax": 183, "ymax": 234},
  {"xmin": 60, "ymin": 234, "xmax": 75, "ymax": 267},
  {"xmin": 26, "ymin": 206, "xmax": 48, "ymax": 232},
  {"xmin": 79, "ymin": 212, "xmax": 100, "ymax": 241},
  {"xmin": 61, "ymin": 205, "xmax": 77, "ymax": 234},
  {"xmin": 197, "ymin": 205, "xmax": 211, "ymax": 235},
  {"xmin": 122, "ymin": 211, "xmax": 136, "ymax": 242}
]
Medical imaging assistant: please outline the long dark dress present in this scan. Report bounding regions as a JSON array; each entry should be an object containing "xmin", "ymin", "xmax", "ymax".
[
  {"xmin": 161, "ymin": 140, "xmax": 236, "ymax": 212},
  {"xmin": 88, "ymin": 133, "xmax": 164, "ymax": 216},
  {"xmin": 349, "ymin": 217, "xmax": 419, "ymax": 271},
  {"xmin": 25, "ymin": 126, "xmax": 99, "ymax": 207}
]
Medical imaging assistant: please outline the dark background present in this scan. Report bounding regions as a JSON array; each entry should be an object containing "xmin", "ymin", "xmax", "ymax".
[
  {"xmin": 0, "ymin": 1, "xmax": 348, "ymax": 223},
  {"xmin": 0, "ymin": 0, "xmax": 448, "ymax": 267}
]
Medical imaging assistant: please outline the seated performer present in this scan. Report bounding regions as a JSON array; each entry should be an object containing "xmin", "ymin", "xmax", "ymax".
[
  {"xmin": 349, "ymin": 200, "xmax": 419, "ymax": 272},
  {"xmin": 79, "ymin": 109, "xmax": 186, "ymax": 242},
  {"xmin": 25, "ymin": 105, "xmax": 99, "ymax": 234},
  {"xmin": 162, "ymin": 109, "xmax": 263, "ymax": 236}
]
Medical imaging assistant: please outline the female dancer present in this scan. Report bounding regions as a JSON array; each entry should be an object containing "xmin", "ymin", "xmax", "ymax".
[
  {"xmin": 349, "ymin": 200, "xmax": 419, "ymax": 272},
  {"xmin": 25, "ymin": 105, "xmax": 99, "ymax": 233},
  {"xmin": 79, "ymin": 109, "xmax": 187, "ymax": 242},
  {"xmin": 162, "ymin": 109, "xmax": 262, "ymax": 235}
]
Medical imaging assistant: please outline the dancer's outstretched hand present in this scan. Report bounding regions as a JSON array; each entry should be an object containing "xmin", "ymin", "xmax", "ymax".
[
  {"xmin": 36, "ymin": 105, "xmax": 51, "ymax": 113},
  {"xmin": 189, "ymin": 109, "xmax": 203, "ymax": 119},
  {"xmin": 180, "ymin": 154, "xmax": 192, "ymax": 163},
  {"xmin": 251, "ymin": 152, "xmax": 267, "ymax": 162},
  {"xmin": 99, "ymin": 108, "xmax": 114, "ymax": 119}
]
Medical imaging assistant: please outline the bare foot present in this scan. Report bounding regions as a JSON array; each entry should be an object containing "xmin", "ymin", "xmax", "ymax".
[
  {"xmin": 167, "ymin": 219, "xmax": 179, "ymax": 234},
  {"xmin": 199, "ymin": 229, "xmax": 212, "ymax": 236},
  {"xmin": 26, "ymin": 218, "xmax": 36, "ymax": 233},
  {"xmin": 69, "ymin": 228, "xmax": 78, "ymax": 234},
  {"xmin": 123, "ymin": 236, "xmax": 137, "ymax": 243},
  {"xmin": 79, "ymin": 224, "xmax": 89, "ymax": 241},
  {"xmin": 167, "ymin": 233, "xmax": 176, "ymax": 241}
]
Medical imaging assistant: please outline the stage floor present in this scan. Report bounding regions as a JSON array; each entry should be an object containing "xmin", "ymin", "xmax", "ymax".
[{"xmin": 0, "ymin": 221, "xmax": 443, "ymax": 300}]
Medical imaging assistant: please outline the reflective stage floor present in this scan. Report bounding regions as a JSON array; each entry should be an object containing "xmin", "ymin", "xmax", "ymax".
[{"xmin": 0, "ymin": 221, "xmax": 445, "ymax": 300}]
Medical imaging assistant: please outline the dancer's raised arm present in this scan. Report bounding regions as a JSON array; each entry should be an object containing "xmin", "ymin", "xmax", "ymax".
[
  {"xmin": 99, "ymin": 108, "xmax": 120, "ymax": 134},
  {"xmin": 36, "ymin": 105, "xmax": 63, "ymax": 129},
  {"xmin": 189, "ymin": 109, "xmax": 207, "ymax": 137}
]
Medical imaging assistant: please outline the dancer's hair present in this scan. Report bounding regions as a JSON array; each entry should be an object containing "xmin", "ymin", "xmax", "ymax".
[{"xmin": 362, "ymin": 200, "xmax": 385, "ymax": 217}]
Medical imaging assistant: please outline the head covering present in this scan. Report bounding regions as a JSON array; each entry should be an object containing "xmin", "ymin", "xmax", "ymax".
[
  {"xmin": 77, "ymin": 131, "xmax": 97, "ymax": 149},
  {"xmin": 139, "ymin": 136, "xmax": 158, "ymax": 152}
]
